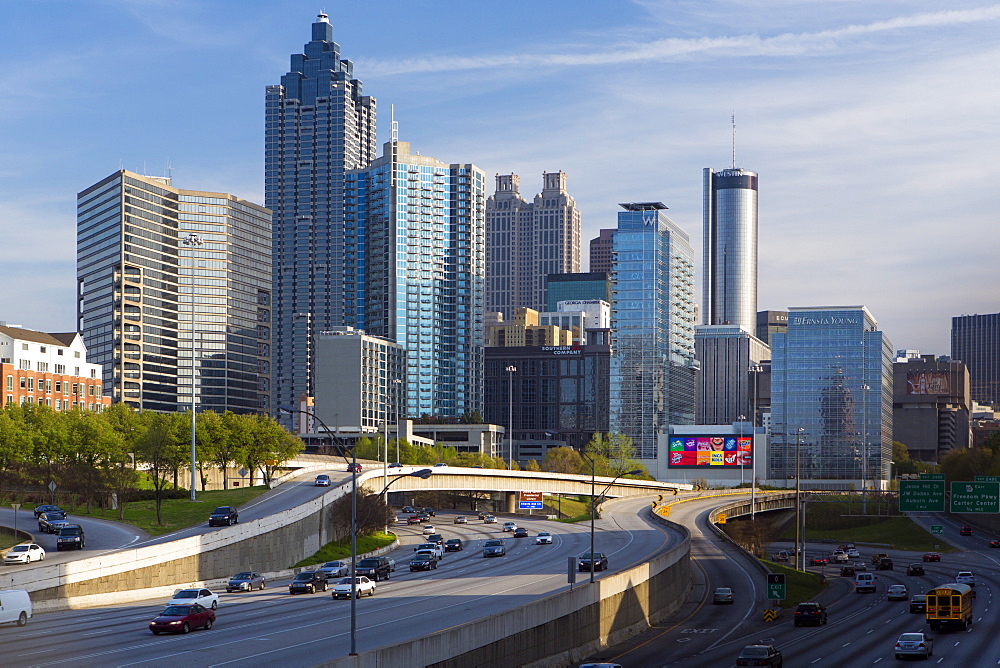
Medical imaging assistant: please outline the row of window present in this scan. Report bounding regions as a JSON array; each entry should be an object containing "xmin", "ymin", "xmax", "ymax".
[
  {"xmin": 4, "ymin": 395, "xmax": 103, "ymax": 411},
  {"xmin": 6, "ymin": 375, "xmax": 98, "ymax": 395}
]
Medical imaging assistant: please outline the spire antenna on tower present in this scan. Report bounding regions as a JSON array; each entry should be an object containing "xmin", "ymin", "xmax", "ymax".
[
  {"xmin": 731, "ymin": 112, "xmax": 737, "ymax": 169},
  {"xmin": 391, "ymin": 104, "xmax": 398, "ymax": 143}
]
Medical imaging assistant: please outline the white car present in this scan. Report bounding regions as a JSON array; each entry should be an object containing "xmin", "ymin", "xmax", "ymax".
[
  {"xmin": 536, "ymin": 531, "xmax": 553, "ymax": 545},
  {"xmin": 318, "ymin": 561, "xmax": 349, "ymax": 578},
  {"xmin": 847, "ymin": 548, "xmax": 861, "ymax": 558},
  {"xmin": 3, "ymin": 543, "xmax": 45, "ymax": 564},
  {"xmin": 332, "ymin": 576, "xmax": 376, "ymax": 599},
  {"xmin": 956, "ymin": 571, "xmax": 975, "ymax": 586},
  {"xmin": 167, "ymin": 588, "xmax": 219, "ymax": 610},
  {"xmin": 503, "ymin": 522, "xmax": 517, "ymax": 532},
  {"xmin": 423, "ymin": 525, "xmax": 435, "ymax": 534},
  {"xmin": 483, "ymin": 515, "xmax": 497, "ymax": 524},
  {"xmin": 454, "ymin": 516, "xmax": 468, "ymax": 524}
]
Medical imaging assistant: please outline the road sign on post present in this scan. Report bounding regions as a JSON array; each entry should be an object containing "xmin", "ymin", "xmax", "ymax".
[
  {"xmin": 900, "ymin": 480, "xmax": 946, "ymax": 512},
  {"xmin": 930, "ymin": 525, "xmax": 943, "ymax": 534},
  {"xmin": 716, "ymin": 513, "xmax": 727, "ymax": 524},
  {"xmin": 950, "ymin": 481, "xmax": 1000, "ymax": 513},
  {"xmin": 767, "ymin": 573, "xmax": 786, "ymax": 600},
  {"xmin": 976, "ymin": 476, "xmax": 1000, "ymax": 482},
  {"xmin": 920, "ymin": 473, "xmax": 945, "ymax": 480},
  {"xmin": 519, "ymin": 491, "xmax": 543, "ymax": 510}
]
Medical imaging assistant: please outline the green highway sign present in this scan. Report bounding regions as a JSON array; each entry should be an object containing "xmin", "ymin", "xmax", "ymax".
[
  {"xmin": 930, "ymin": 525, "xmax": 943, "ymax": 534},
  {"xmin": 899, "ymin": 480, "xmax": 946, "ymax": 512},
  {"xmin": 976, "ymin": 476, "xmax": 1000, "ymax": 482},
  {"xmin": 950, "ymin": 481, "xmax": 1000, "ymax": 513},
  {"xmin": 767, "ymin": 573, "xmax": 786, "ymax": 601},
  {"xmin": 920, "ymin": 473, "xmax": 945, "ymax": 480}
]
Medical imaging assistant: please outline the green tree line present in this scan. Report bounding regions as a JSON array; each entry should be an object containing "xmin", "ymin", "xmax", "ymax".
[{"xmin": 0, "ymin": 403, "xmax": 302, "ymax": 522}]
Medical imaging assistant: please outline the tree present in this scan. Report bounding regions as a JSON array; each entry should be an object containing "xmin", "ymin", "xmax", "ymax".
[
  {"xmin": 541, "ymin": 446, "xmax": 585, "ymax": 474},
  {"xmin": 134, "ymin": 413, "xmax": 184, "ymax": 524},
  {"xmin": 524, "ymin": 459, "xmax": 541, "ymax": 472}
]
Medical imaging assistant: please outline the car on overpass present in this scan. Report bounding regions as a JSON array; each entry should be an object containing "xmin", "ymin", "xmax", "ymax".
[
  {"xmin": 314, "ymin": 474, "xmax": 331, "ymax": 487},
  {"xmin": 32, "ymin": 504, "xmax": 64, "ymax": 519},
  {"xmin": 578, "ymin": 552, "xmax": 609, "ymax": 572},
  {"xmin": 208, "ymin": 506, "xmax": 239, "ymax": 527},
  {"xmin": 38, "ymin": 512, "xmax": 70, "ymax": 534},
  {"xmin": 3, "ymin": 544, "xmax": 45, "ymax": 565}
]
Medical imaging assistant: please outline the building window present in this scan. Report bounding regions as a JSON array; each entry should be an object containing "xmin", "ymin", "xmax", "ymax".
[
  {"xmin": 27, "ymin": 378, "xmax": 34, "ymax": 391},
  {"xmin": 37, "ymin": 362, "xmax": 48, "ymax": 373},
  {"xmin": 20, "ymin": 377, "xmax": 26, "ymax": 389},
  {"xmin": 72, "ymin": 383, "xmax": 78, "ymax": 394},
  {"xmin": 40, "ymin": 346, "xmax": 46, "ymax": 353},
  {"xmin": 46, "ymin": 379, "xmax": 52, "ymax": 393},
  {"xmin": 19, "ymin": 359, "xmax": 31, "ymax": 370},
  {"xmin": 5, "ymin": 376, "xmax": 10, "ymax": 391},
  {"xmin": 55, "ymin": 364, "xmax": 65, "ymax": 374},
  {"xmin": 21, "ymin": 343, "xmax": 28, "ymax": 351},
  {"xmin": 55, "ymin": 381, "xmax": 61, "ymax": 392},
  {"xmin": 89, "ymin": 385, "xmax": 95, "ymax": 396},
  {"xmin": 75, "ymin": 351, "xmax": 81, "ymax": 358}
]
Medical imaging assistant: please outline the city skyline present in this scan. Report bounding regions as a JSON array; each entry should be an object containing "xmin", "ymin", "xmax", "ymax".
[{"xmin": 2, "ymin": 1, "xmax": 999, "ymax": 355}]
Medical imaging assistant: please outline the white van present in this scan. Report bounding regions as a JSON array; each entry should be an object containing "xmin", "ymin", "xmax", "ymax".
[
  {"xmin": 855, "ymin": 572, "xmax": 876, "ymax": 593},
  {"xmin": 0, "ymin": 589, "xmax": 32, "ymax": 626}
]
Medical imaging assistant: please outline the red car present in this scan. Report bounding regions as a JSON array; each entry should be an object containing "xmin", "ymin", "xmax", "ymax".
[
  {"xmin": 809, "ymin": 557, "xmax": 829, "ymax": 566},
  {"xmin": 149, "ymin": 603, "xmax": 215, "ymax": 634},
  {"xmin": 406, "ymin": 515, "xmax": 421, "ymax": 525},
  {"xmin": 347, "ymin": 463, "xmax": 362, "ymax": 473},
  {"xmin": 922, "ymin": 552, "xmax": 941, "ymax": 562}
]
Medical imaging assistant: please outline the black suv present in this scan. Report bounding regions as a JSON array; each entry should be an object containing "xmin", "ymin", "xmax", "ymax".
[
  {"xmin": 208, "ymin": 506, "xmax": 239, "ymax": 527},
  {"xmin": 793, "ymin": 602, "xmax": 827, "ymax": 626},
  {"xmin": 444, "ymin": 538, "xmax": 464, "ymax": 552},
  {"xmin": 877, "ymin": 558, "xmax": 894, "ymax": 571},
  {"xmin": 355, "ymin": 556, "xmax": 392, "ymax": 581},
  {"xmin": 288, "ymin": 571, "xmax": 328, "ymax": 594},
  {"xmin": 906, "ymin": 563, "xmax": 924, "ymax": 576},
  {"xmin": 56, "ymin": 524, "xmax": 86, "ymax": 550}
]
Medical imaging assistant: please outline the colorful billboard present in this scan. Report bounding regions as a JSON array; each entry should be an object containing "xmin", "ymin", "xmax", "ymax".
[
  {"xmin": 667, "ymin": 435, "xmax": 753, "ymax": 468},
  {"xmin": 906, "ymin": 371, "xmax": 950, "ymax": 395}
]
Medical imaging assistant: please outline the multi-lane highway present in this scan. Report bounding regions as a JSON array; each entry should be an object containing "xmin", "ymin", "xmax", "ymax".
[
  {"xmin": 0, "ymin": 495, "xmax": 679, "ymax": 667},
  {"xmin": 581, "ymin": 495, "xmax": 1000, "ymax": 666}
]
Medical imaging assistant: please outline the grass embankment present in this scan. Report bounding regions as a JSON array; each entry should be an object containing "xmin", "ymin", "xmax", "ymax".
[
  {"xmin": 1, "ymin": 528, "xmax": 21, "ymax": 551},
  {"xmin": 760, "ymin": 559, "xmax": 827, "ymax": 608},
  {"xmin": 42, "ymin": 486, "xmax": 271, "ymax": 537},
  {"xmin": 546, "ymin": 495, "xmax": 592, "ymax": 522},
  {"xmin": 294, "ymin": 532, "xmax": 397, "ymax": 568}
]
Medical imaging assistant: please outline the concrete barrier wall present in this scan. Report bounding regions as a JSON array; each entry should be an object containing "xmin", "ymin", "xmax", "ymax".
[{"xmin": 317, "ymin": 508, "xmax": 691, "ymax": 668}]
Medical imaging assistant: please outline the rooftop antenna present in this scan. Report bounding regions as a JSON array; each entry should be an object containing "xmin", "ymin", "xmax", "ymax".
[
  {"xmin": 731, "ymin": 112, "xmax": 737, "ymax": 169},
  {"xmin": 391, "ymin": 104, "xmax": 398, "ymax": 143},
  {"xmin": 166, "ymin": 158, "xmax": 173, "ymax": 180}
]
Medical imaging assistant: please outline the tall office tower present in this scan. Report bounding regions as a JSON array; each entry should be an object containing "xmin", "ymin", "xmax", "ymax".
[
  {"xmin": 343, "ymin": 140, "xmax": 485, "ymax": 419},
  {"xmin": 77, "ymin": 171, "xmax": 272, "ymax": 413},
  {"xmin": 589, "ymin": 229, "xmax": 616, "ymax": 273},
  {"xmin": 769, "ymin": 306, "xmax": 893, "ymax": 485},
  {"xmin": 952, "ymin": 312, "xmax": 1000, "ymax": 408},
  {"xmin": 893, "ymin": 354, "xmax": 971, "ymax": 462},
  {"xmin": 703, "ymin": 168, "xmax": 758, "ymax": 330},
  {"xmin": 267, "ymin": 13, "xmax": 377, "ymax": 421},
  {"xmin": 485, "ymin": 171, "xmax": 580, "ymax": 319},
  {"xmin": 756, "ymin": 310, "xmax": 788, "ymax": 347},
  {"xmin": 610, "ymin": 203, "xmax": 697, "ymax": 467},
  {"xmin": 695, "ymin": 325, "xmax": 770, "ymax": 424},
  {"xmin": 545, "ymin": 272, "xmax": 612, "ymax": 311}
]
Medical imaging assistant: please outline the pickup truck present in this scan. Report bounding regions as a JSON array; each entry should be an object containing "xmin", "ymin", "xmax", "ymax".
[{"xmin": 871, "ymin": 552, "xmax": 889, "ymax": 565}]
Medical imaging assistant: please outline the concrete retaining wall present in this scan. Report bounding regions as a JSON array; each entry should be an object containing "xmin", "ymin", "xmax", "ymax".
[{"xmin": 317, "ymin": 507, "xmax": 691, "ymax": 668}]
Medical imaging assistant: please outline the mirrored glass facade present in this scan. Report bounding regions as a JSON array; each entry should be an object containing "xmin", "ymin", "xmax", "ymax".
[
  {"xmin": 77, "ymin": 171, "xmax": 271, "ymax": 414},
  {"xmin": 951, "ymin": 312, "xmax": 1000, "ymax": 408},
  {"xmin": 344, "ymin": 141, "xmax": 485, "ymax": 418},
  {"xmin": 703, "ymin": 168, "xmax": 757, "ymax": 330},
  {"xmin": 769, "ymin": 306, "xmax": 893, "ymax": 484},
  {"xmin": 266, "ymin": 14, "xmax": 377, "ymax": 421},
  {"xmin": 610, "ymin": 203, "xmax": 697, "ymax": 460}
]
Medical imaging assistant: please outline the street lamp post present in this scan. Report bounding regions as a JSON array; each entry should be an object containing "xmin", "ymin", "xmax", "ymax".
[
  {"xmin": 795, "ymin": 426, "xmax": 804, "ymax": 571},
  {"xmin": 505, "ymin": 365, "xmax": 516, "ymax": 469},
  {"xmin": 581, "ymin": 450, "xmax": 641, "ymax": 584},
  {"xmin": 861, "ymin": 383, "xmax": 870, "ymax": 515},
  {"xmin": 182, "ymin": 232, "xmax": 204, "ymax": 502},
  {"xmin": 393, "ymin": 378, "xmax": 403, "ymax": 463}
]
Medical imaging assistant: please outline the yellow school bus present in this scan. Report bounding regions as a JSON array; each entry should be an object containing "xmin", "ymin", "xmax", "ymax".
[{"xmin": 925, "ymin": 583, "xmax": 974, "ymax": 631}]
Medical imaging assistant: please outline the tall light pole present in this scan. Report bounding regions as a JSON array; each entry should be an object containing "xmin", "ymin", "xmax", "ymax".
[
  {"xmin": 795, "ymin": 426, "xmax": 804, "ymax": 571},
  {"xmin": 861, "ymin": 383, "xmax": 870, "ymax": 514},
  {"xmin": 182, "ymin": 232, "xmax": 203, "ymax": 502},
  {"xmin": 505, "ymin": 365, "xmax": 516, "ymax": 469},
  {"xmin": 393, "ymin": 378, "xmax": 403, "ymax": 463},
  {"xmin": 748, "ymin": 365, "xmax": 763, "ymax": 521}
]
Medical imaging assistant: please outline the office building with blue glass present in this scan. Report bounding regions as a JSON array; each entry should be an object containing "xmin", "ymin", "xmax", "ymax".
[
  {"xmin": 609, "ymin": 203, "xmax": 697, "ymax": 470},
  {"xmin": 769, "ymin": 306, "xmax": 893, "ymax": 487},
  {"xmin": 266, "ymin": 13, "xmax": 377, "ymax": 421},
  {"xmin": 343, "ymin": 140, "xmax": 486, "ymax": 419}
]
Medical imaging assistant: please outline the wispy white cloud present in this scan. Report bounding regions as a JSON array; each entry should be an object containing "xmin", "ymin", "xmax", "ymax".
[{"xmin": 361, "ymin": 5, "xmax": 1000, "ymax": 75}]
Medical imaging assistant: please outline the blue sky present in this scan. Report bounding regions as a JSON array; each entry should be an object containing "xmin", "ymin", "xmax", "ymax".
[{"xmin": 2, "ymin": 0, "xmax": 998, "ymax": 355}]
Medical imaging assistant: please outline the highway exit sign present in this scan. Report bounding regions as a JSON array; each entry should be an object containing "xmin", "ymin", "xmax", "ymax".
[
  {"xmin": 930, "ymin": 525, "xmax": 943, "ymax": 534},
  {"xmin": 899, "ymin": 480, "xmax": 945, "ymax": 512},
  {"xmin": 950, "ymin": 481, "xmax": 1000, "ymax": 513},
  {"xmin": 767, "ymin": 573, "xmax": 786, "ymax": 600}
]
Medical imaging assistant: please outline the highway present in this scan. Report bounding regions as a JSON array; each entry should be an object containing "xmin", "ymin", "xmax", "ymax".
[
  {"xmin": 581, "ymin": 496, "xmax": 1000, "ymax": 667},
  {"xmin": 0, "ymin": 496, "xmax": 679, "ymax": 667}
]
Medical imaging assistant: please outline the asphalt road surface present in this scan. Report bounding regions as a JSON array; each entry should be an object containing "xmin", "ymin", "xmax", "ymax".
[{"xmin": 0, "ymin": 496, "xmax": 680, "ymax": 667}]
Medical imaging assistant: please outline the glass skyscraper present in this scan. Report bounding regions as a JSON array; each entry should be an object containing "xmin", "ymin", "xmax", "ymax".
[
  {"xmin": 485, "ymin": 172, "xmax": 580, "ymax": 319},
  {"xmin": 76, "ymin": 171, "xmax": 272, "ymax": 413},
  {"xmin": 702, "ymin": 167, "xmax": 757, "ymax": 330},
  {"xmin": 951, "ymin": 312, "xmax": 1000, "ymax": 409},
  {"xmin": 610, "ymin": 203, "xmax": 697, "ymax": 462},
  {"xmin": 343, "ymin": 141, "xmax": 486, "ymax": 418},
  {"xmin": 266, "ymin": 13, "xmax": 377, "ymax": 421},
  {"xmin": 769, "ymin": 306, "xmax": 893, "ymax": 485}
]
